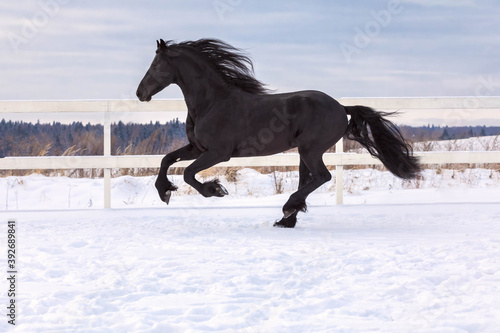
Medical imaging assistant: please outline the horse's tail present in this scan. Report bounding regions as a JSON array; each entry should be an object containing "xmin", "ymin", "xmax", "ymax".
[{"xmin": 343, "ymin": 105, "xmax": 420, "ymax": 179}]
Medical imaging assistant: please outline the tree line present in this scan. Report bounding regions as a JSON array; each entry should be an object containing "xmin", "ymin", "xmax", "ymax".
[
  {"xmin": 399, "ymin": 124, "xmax": 500, "ymax": 142},
  {"xmin": 0, "ymin": 119, "xmax": 187, "ymax": 158},
  {"xmin": 1, "ymin": 119, "xmax": 499, "ymax": 158}
]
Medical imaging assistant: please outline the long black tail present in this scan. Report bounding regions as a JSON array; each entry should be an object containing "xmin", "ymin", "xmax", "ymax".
[{"xmin": 344, "ymin": 105, "xmax": 420, "ymax": 179}]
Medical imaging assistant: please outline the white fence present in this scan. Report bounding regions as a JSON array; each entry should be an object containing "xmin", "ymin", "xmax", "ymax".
[{"xmin": 1, "ymin": 97, "xmax": 500, "ymax": 208}]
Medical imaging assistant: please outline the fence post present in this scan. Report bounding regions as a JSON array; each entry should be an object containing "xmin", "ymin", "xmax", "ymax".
[
  {"xmin": 103, "ymin": 107, "xmax": 111, "ymax": 208},
  {"xmin": 335, "ymin": 138, "xmax": 344, "ymax": 205}
]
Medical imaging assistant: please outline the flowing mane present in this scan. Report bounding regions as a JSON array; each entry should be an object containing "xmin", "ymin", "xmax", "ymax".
[{"xmin": 167, "ymin": 39, "xmax": 269, "ymax": 95}]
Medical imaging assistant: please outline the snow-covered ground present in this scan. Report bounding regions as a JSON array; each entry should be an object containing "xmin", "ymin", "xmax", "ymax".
[
  {"xmin": 2, "ymin": 167, "xmax": 500, "ymax": 211},
  {"xmin": 1, "ymin": 167, "xmax": 500, "ymax": 332},
  {"xmin": 413, "ymin": 135, "xmax": 499, "ymax": 152}
]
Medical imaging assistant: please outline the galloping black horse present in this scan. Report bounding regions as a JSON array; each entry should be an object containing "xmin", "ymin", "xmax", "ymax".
[{"xmin": 136, "ymin": 38, "xmax": 420, "ymax": 228}]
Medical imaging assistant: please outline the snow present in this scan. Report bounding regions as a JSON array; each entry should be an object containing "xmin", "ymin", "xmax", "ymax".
[
  {"xmin": 2, "ymin": 167, "xmax": 500, "ymax": 211},
  {"xmin": 1, "ymin": 167, "xmax": 500, "ymax": 332},
  {"xmin": 413, "ymin": 135, "xmax": 500, "ymax": 152}
]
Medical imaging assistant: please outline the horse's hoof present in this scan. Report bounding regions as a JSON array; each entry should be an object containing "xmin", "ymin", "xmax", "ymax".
[
  {"xmin": 283, "ymin": 209, "xmax": 296, "ymax": 219},
  {"xmin": 273, "ymin": 218, "xmax": 296, "ymax": 228},
  {"xmin": 217, "ymin": 184, "xmax": 229, "ymax": 196},
  {"xmin": 164, "ymin": 190, "xmax": 172, "ymax": 204}
]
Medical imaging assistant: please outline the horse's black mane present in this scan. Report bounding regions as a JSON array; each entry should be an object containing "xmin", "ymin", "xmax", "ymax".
[{"xmin": 166, "ymin": 39, "xmax": 269, "ymax": 95}]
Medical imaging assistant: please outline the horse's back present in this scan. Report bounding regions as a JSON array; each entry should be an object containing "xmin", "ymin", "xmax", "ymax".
[
  {"xmin": 230, "ymin": 90, "xmax": 348, "ymax": 156},
  {"xmin": 260, "ymin": 90, "xmax": 345, "ymax": 118},
  {"xmin": 271, "ymin": 89, "xmax": 347, "ymax": 131}
]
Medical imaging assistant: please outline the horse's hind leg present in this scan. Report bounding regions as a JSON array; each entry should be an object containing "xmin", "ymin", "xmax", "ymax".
[
  {"xmin": 274, "ymin": 151, "xmax": 331, "ymax": 228},
  {"xmin": 284, "ymin": 152, "xmax": 332, "ymax": 217},
  {"xmin": 298, "ymin": 158, "xmax": 313, "ymax": 189},
  {"xmin": 273, "ymin": 159, "xmax": 310, "ymax": 228}
]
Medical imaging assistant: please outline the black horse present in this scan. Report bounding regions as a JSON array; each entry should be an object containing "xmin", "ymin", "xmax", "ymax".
[{"xmin": 136, "ymin": 38, "xmax": 420, "ymax": 228}]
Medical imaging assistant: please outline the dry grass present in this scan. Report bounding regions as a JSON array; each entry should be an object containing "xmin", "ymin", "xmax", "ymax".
[{"xmin": 3, "ymin": 136, "xmax": 500, "ymax": 183}]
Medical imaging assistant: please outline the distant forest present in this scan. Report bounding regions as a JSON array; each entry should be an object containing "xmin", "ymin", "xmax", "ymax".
[
  {"xmin": 1, "ymin": 118, "xmax": 499, "ymax": 158},
  {"xmin": 399, "ymin": 124, "xmax": 500, "ymax": 142},
  {"xmin": 0, "ymin": 119, "xmax": 187, "ymax": 158}
]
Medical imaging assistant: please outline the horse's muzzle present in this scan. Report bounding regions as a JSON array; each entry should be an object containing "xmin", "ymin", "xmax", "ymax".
[{"xmin": 136, "ymin": 89, "xmax": 151, "ymax": 102}]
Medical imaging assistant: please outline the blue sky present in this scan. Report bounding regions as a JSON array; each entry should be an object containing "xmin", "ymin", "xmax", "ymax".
[{"xmin": 1, "ymin": 0, "xmax": 499, "ymax": 125}]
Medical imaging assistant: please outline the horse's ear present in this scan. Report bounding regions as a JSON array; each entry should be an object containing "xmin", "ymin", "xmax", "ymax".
[
  {"xmin": 157, "ymin": 39, "xmax": 168, "ymax": 51},
  {"xmin": 156, "ymin": 39, "xmax": 178, "ymax": 56}
]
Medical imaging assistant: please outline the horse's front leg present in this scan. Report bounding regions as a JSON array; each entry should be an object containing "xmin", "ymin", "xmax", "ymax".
[
  {"xmin": 156, "ymin": 144, "xmax": 202, "ymax": 203},
  {"xmin": 183, "ymin": 150, "xmax": 231, "ymax": 198}
]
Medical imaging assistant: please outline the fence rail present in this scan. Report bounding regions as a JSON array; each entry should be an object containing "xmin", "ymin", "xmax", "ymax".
[{"xmin": 1, "ymin": 97, "xmax": 500, "ymax": 208}]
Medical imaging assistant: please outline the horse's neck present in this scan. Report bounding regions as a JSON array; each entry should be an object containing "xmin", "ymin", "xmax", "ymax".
[{"xmin": 174, "ymin": 55, "xmax": 232, "ymax": 118}]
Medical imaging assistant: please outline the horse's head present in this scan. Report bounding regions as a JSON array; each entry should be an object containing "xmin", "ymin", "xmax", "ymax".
[{"xmin": 136, "ymin": 39, "xmax": 178, "ymax": 102}]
